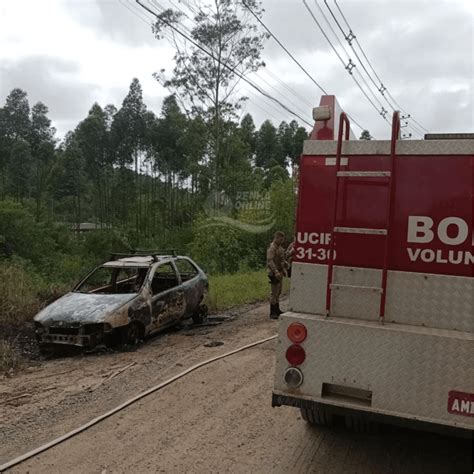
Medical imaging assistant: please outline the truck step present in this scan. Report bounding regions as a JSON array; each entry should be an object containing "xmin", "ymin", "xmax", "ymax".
[
  {"xmin": 330, "ymin": 284, "xmax": 383, "ymax": 293},
  {"xmin": 337, "ymin": 171, "xmax": 391, "ymax": 177},
  {"xmin": 334, "ymin": 227, "xmax": 388, "ymax": 235}
]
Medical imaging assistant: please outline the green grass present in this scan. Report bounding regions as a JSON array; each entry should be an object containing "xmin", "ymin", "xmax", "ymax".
[
  {"xmin": 0, "ymin": 340, "xmax": 24, "ymax": 374},
  {"xmin": 207, "ymin": 269, "xmax": 290, "ymax": 312}
]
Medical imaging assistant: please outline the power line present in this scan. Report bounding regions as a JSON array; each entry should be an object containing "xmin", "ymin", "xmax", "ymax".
[
  {"xmin": 150, "ymin": 0, "xmax": 194, "ymax": 35},
  {"xmin": 313, "ymin": 0, "xmax": 387, "ymax": 113},
  {"xmin": 135, "ymin": 0, "xmax": 314, "ymax": 127},
  {"xmin": 315, "ymin": 0, "xmax": 426, "ymax": 138},
  {"xmin": 314, "ymin": 0, "xmax": 425, "ymax": 138},
  {"xmin": 119, "ymin": 0, "xmax": 174, "ymax": 43},
  {"xmin": 161, "ymin": 1, "xmax": 313, "ymax": 119},
  {"xmin": 242, "ymin": 1, "xmax": 326, "ymax": 96},
  {"xmin": 324, "ymin": 1, "xmax": 386, "ymax": 96},
  {"xmin": 156, "ymin": 0, "xmax": 315, "ymax": 124},
  {"xmin": 244, "ymin": 90, "xmax": 298, "ymax": 125},
  {"xmin": 263, "ymin": 68, "xmax": 316, "ymax": 111},
  {"xmin": 331, "ymin": 0, "xmax": 429, "ymax": 133},
  {"xmin": 241, "ymin": 0, "xmax": 367, "ymax": 133},
  {"xmin": 250, "ymin": 71, "xmax": 313, "ymax": 119},
  {"xmin": 303, "ymin": 0, "xmax": 390, "ymax": 129},
  {"xmin": 323, "ymin": 0, "xmax": 423, "ymax": 138}
]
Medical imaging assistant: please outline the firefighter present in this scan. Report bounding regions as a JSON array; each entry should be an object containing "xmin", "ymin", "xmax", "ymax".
[
  {"xmin": 285, "ymin": 239, "xmax": 295, "ymax": 278},
  {"xmin": 267, "ymin": 230, "xmax": 286, "ymax": 319}
]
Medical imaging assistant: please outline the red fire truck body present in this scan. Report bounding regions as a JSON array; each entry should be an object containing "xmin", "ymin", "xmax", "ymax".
[{"xmin": 272, "ymin": 96, "xmax": 473, "ymax": 433}]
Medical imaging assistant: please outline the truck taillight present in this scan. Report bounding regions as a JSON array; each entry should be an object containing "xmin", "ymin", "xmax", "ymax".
[
  {"xmin": 287, "ymin": 322, "xmax": 307, "ymax": 343},
  {"xmin": 286, "ymin": 344, "xmax": 306, "ymax": 366},
  {"xmin": 284, "ymin": 367, "xmax": 303, "ymax": 388}
]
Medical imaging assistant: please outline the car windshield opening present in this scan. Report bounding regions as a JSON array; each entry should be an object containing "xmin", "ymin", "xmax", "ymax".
[{"xmin": 76, "ymin": 266, "xmax": 148, "ymax": 294}]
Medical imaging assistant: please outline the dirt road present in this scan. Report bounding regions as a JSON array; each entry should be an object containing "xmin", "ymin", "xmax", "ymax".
[{"xmin": 1, "ymin": 302, "xmax": 471, "ymax": 473}]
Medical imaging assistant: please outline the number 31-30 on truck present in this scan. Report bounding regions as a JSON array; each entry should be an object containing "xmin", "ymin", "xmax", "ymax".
[{"xmin": 272, "ymin": 95, "xmax": 473, "ymax": 435}]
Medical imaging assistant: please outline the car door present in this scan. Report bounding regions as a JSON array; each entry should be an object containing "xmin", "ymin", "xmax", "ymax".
[
  {"xmin": 174, "ymin": 258, "xmax": 201, "ymax": 317},
  {"xmin": 149, "ymin": 262, "xmax": 185, "ymax": 332}
]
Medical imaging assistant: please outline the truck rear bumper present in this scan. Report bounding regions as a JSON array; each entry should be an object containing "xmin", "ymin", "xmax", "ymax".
[
  {"xmin": 274, "ymin": 312, "xmax": 474, "ymax": 432},
  {"xmin": 272, "ymin": 392, "xmax": 472, "ymax": 438}
]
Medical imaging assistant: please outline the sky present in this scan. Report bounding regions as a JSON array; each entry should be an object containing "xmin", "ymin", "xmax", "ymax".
[{"xmin": 0, "ymin": 0, "xmax": 472, "ymax": 140}]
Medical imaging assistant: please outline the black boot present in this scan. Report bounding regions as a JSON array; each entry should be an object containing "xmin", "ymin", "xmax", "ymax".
[
  {"xmin": 276, "ymin": 303, "xmax": 284, "ymax": 315},
  {"xmin": 270, "ymin": 303, "xmax": 279, "ymax": 319}
]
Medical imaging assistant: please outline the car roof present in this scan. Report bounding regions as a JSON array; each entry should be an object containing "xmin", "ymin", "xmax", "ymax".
[{"xmin": 102, "ymin": 255, "xmax": 189, "ymax": 268}]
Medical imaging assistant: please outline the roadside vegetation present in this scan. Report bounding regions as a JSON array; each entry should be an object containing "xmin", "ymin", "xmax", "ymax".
[
  {"xmin": 0, "ymin": 1, "xmax": 300, "ymax": 372},
  {"xmin": 208, "ymin": 270, "xmax": 290, "ymax": 312}
]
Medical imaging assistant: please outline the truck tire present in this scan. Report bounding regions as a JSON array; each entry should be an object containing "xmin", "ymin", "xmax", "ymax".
[
  {"xmin": 344, "ymin": 414, "xmax": 377, "ymax": 433},
  {"xmin": 300, "ymin": 406, "xmax": 334, "ymax": 427}
]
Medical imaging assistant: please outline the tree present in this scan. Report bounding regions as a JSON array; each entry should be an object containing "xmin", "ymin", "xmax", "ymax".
[
  {"xmin": 110, "ymin": 79, "xmax": 148, "ymax": 231},
  {"xmin": 75, "ymin": 103, "xmax": 110, "ymax": 224},
  {"xmin": 277, "ymin": 120, "xmax": 308, "ymax": 166},
  {"xmin": 149, "ymin": 95, "xmax": 188, "ymax": 231},
  {"xmin": 152, "ymin": 0, "xmax": 268, "ymax": 188},
  {"xmin": 7, "ymin": 140, "xmax": 32, "ymax": 202},
  {"xmin": 104, "ymin": 104, "xmax": 117, "ymax": 130},
  {"xmin": 30, "ymin": 102, "xmax": 56, "ymax": 220},
  {"xmin": 0, "ymin": 107, "xmax": 9, "ymax": 199},
  {"xmin": 359, "ymin": 130, "xmax": 372, "ymax": 140},
  {"xmin": 270, "ymin": 178, "xmax": 296, "ymax": 237},
  {"xmin": 2, "ymin": 88, "xmax": 31, "ymax": 141},
  {"xmin": 255, "ymin": 120, "xmax": 283, "ymax": 170},
  {"xmin": 111, "ymin": 79, "xmax": 147, "ymax": 168},
  {"xmin": 61, "ymin": 136, "xmax": 87, "ymax": 228},
  {"xmin": 0, "ymin": 89, "xmax": 31, "ymax": 198},
  {"xmin": 239, "ymin": 113, "xmax": 257, "ymax": 162},
  {"xmin": 152, "ymin": 95, "xmax": 187, "ymax": 178}
]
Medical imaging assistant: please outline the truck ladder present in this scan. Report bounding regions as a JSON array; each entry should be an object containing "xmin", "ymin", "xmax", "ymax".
[{"xmin": 325, "ymin": 111, "xmax": 400, "ymax": 322}]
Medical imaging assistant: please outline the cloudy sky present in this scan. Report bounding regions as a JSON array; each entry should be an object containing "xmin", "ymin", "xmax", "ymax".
[{"xmin": 0, "ymin": 0, "xmax": 472, "ymax": 139}]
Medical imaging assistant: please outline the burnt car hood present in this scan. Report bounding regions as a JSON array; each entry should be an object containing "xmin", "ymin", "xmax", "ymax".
[{"xmin": 34, "ymin": 292, "xmax": 136, "ymax": 326}]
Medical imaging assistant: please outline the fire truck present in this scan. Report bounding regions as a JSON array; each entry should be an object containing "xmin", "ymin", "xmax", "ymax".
[{"xmin": 272, "ymin": 95, "xmax": 473, "ymax": 435}]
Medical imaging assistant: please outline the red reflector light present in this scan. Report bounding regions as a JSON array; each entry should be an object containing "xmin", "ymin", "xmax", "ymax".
[
  {"xmin": 287, "ymin": 322, "xmax": 307, "ymax": 343},
  {"xmin": 286, "ymin": 344, "xmax": 306, "ymax": 366}
]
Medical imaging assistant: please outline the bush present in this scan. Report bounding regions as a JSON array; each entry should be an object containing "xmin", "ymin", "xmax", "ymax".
[
  {"xmin": 190, "ymin": 219, "xmax": 247, "ymax": 274},
  {"xmin": 81, "ymin": 229, "xmax": 131, "ymax": 260},
  {"xmin": 0, "ymin": 201, "xmax": 56, "ymax": 265},
  {"xmin": 0, "ymin": 259, "xmax": 44, "ymax": 324},
  {"xmin": 0, "ymin": 340, "xmax": 24, "ymax": 373}
]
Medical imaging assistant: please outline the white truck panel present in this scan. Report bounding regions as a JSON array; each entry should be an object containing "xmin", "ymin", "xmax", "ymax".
[
  {"xmin": 290, "ymin": 262, "xmax": 474, "ymax": 332},
  {"xmin": 274, "ymin": 312, "xmax": 474, "ymax": 430}
]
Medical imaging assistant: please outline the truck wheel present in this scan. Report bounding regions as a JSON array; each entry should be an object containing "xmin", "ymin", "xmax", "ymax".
[
  {"xmin": 344, "ymin": 414, "xmax": 377, "ymax": 433},
  {"xmin": 192, "ymin": 304, "xmax": 208, "ymax": 325},
  {"xmin": 300, "ymin": 406, "xmax": 333, "ymax": 427}
]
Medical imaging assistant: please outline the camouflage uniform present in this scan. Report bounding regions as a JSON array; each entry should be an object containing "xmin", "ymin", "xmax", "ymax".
[
  {"xmin": 267, "ymin": 240, "xmax": 286, "ymax": 305},
  {"xmin": 285, "ymin": 241, "xmax": 295, "ymax": 278}
]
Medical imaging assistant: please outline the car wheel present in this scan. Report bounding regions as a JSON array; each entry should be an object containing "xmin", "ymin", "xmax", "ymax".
[
  {"xmin": 121, "ymin": 322, "xmax": 143, "ymax": 345},
  {"xmin": 192, "ymin": 303, "xmax": 208, "ymax": 325},
  {"xmin": 39, "ymin": 345, "xmax": 53, "ymax": 358},
  {"xmin": 300, "ymin": 406, "xmax": 334, "ymax": 427}
]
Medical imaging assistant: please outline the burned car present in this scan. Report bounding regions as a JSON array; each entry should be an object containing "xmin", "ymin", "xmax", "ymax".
[{"xmin": 34, "ymin": 252, "xmax": 208, "ymax": 350}]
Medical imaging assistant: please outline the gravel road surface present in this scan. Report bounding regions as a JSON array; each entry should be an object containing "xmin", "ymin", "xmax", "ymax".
[{"xmin": 1, "ymin": 302, "xmax": 471, "ymax": 473}]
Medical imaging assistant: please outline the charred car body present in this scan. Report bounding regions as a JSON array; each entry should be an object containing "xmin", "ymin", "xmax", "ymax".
[{"xmin": 34, "ymin": 252, "xmax": 208, "ymax": 350}]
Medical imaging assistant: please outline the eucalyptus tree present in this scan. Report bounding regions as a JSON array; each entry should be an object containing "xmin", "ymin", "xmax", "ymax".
[
  {"xmin": 151, "ymin": 0, "xmax": 268, "ymax": 189},
  {"xmin": 75, "ymin": 103, "xmax": 110, "ymax": 224},
  {"xmin": 29, "ymin": 102, "xmax": 56, "ymax": 220},
  {"xmin": 110, "ymin": 78, "xmax": 148, "ymax": 230},
  {"xmin": 0, "ymin": 89, "xmax": 31, "ymax": 199}
]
